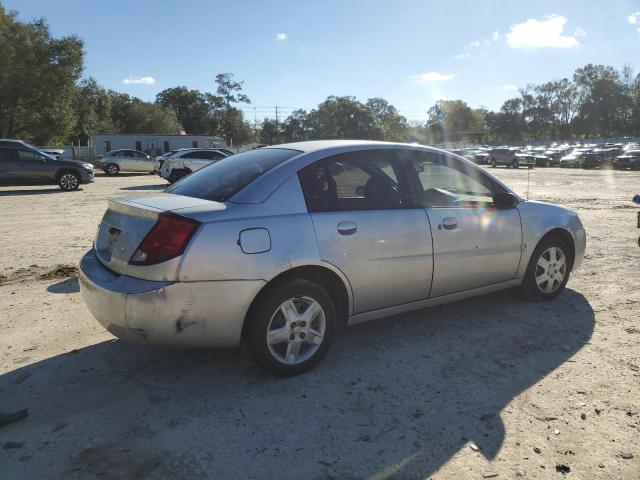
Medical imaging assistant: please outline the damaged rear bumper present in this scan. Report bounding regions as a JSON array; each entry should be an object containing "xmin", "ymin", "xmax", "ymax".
[{"xmin": 79, "ymin": 249, "xmax": 265, "ymax": 347}]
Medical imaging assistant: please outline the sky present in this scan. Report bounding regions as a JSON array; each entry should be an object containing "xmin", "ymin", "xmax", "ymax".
[{"xmin": 5, "ymin": 0, "xmax": 640, "ymax": 122}]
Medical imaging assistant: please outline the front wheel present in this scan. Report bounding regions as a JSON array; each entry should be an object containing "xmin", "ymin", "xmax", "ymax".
[
  {"xmin": 58, "ymin": 172, "xmax": 80, "ymax": 191},
  {"xmin": 246, "ymin": 279, "xmax": 336, "ymax": 377},
  {"xmin": 519, "ymin": 236, "xmax": 571, "ymax": 300},
  {"xmin": 105, "ymin": 163, "xmax": 119, "ymax": 175},
  {"xmin": 512, "ymin": 160, "xmax": 520, "ymax": 168}
]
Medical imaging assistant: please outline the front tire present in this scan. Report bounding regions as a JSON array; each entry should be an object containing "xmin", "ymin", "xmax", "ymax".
[
  {"xmin": 519, "ymin": 236, "xmax": 571, "ymax": 300},
  {"xmin": 105, "ymin": 163, "xmax": 119, "ymax": 175},
  {"xmin": 58, "ymin": 172, "xmax": 80, "ymax": 191},
  {"xmin": 512, "ymin": 159, "xmax": 520, "ymax": 169},
  {"xmin": 246, "ymin": 279, "xmax": 337, "ymax": 377}
]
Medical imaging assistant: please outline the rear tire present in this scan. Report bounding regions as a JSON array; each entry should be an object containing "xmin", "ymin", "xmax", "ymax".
[
  {"xmin": 58, "ymin": 171, "xmax": 80, "ymax": 191},
  {"xmin": 519, "ymin": 235, "xmax": 571, "ymax": 301},
  {"xmin": 245, "ymin": 278, "xmax": 337, "ymax": 377},
  {"xmin": 105, "ymin": 163, "xmax": 119, "ymax": 175},
  {"xmin": 491, "ymin": 158, "xmax": 497, "ymax": 168},
  {"xmin": 512, "ymin": 159, "xmax": 519, "ymax": 169}
]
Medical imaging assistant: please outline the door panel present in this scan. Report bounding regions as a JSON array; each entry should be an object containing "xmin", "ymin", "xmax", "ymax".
[
  {"xmin": 398, "ymin": 149, "xmax": 523, "ymax": 297},
  {"xmin": 311, "ymin": 209, "xmax": 433, "ymax": 314},
  {"xmin": 427, "ymin": 207, "xmax": 522, "ymax": 297}
]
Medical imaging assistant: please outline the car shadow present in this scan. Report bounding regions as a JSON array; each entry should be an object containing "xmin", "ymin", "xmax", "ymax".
[
  {"xmin": 119, "ymin": 184, "xmax": 167, "ymax": 191},
  {"xmin": 94, "ymin": 172, "xmax": 154, "ymax": 178},
  {"xmin": 0, "ymin": 188, "xmax": 81, "ymax": 196},
  {"xmin": 0, "ymin": 289, "xmax": 595, "ymax": 479},
  {"xmin": 46, "ymin": 276, "xmax": 80, "ymax": 294}
]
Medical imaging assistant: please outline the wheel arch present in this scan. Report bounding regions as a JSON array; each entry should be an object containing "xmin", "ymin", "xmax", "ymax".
[
  {"xmin": 535, "ymin": 227, "xmax": 576, "ymax": 270},
  {"xmin": 242, "ymin": 264, "xmax": 352, "ymax": 339}
]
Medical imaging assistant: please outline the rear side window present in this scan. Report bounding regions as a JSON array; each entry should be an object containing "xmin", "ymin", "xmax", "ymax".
[
  {"xmin": 167, "ymin": 148, "xmax": 299, "ymax": 202},
  {"xmin": 299, "ymin": 150, "xmax": 410, "ymax": 212}
]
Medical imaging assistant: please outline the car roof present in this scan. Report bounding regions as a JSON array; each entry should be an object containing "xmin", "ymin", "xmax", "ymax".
[{"xmin": 264, "ymin": 139, "xmax": 402, "ymax": 153}]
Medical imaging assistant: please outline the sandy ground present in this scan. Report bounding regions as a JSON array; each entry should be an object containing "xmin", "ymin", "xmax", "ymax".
[{"xmin": 0, "ymin": 168, "xmax": 639, "ymax": 479}]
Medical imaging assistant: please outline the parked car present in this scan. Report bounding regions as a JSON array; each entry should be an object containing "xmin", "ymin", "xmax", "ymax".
[
  {"xmin": 487, "ymin": 148, "xmax": 535, "ymax": 168},
  {"xmin": 0, "ymin": 140, "xmax": 94, "ymax": 190},
  {"xmin": 532, "ymin": 153, "xmax": 553, "ymax": 167},
  {"xmin": 613, "ymin": 150, "xmax": 640, "ymax": 170},
  {"xmin": 38, "ymin": 148, "xmax": 65, "ymax": 160},
  {"xmin": 152, "ymin": 149, "xmax": 181, "ymax": 174},
  {"xmin": 79, "ymin": 140, "xmax": 586, "ymax": 376},
  {"xmin": 159, "ymin": 148, "xmax": 230, "ymax": 183},
  {"xmin": 559, "ymin": 149, "xmax": 591, "ymax": 168},
  {"xmin": 99, "ymin": 149, "xmax": 156, "ymax": 175}
]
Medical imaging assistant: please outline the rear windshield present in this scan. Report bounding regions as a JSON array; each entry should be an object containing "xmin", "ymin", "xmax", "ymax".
[{"xmin": 166, "ymin": 148, "xmax": 300, "ymax": 202}]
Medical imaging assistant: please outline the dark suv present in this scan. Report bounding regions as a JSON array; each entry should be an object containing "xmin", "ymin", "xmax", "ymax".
[{"xmin": 0, "ymin": 140, "xmax": 94, "ymax": 190}]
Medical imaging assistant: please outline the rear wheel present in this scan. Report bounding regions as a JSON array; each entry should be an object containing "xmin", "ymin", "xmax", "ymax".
[
  {"xmin": 246, "ymin": 278, "xmax": 336, "ymax": 377},
  {"xmin": 58, "ymin": 172, "xmax": 80, "ymax": 191},
  {"xmin": 519, "ymin": 236, "xmax": 571, "ymax": 300},
  {"xmin": 105, "ymin": 163, "xmax": 119, "ymax": 175},
  {"xmin": 512, "ymin": 159, "xmax": 520, "ymax": 168},
  {"xmin": 491, "ymin": 158, "xmax": 497, "ymax": 168}
]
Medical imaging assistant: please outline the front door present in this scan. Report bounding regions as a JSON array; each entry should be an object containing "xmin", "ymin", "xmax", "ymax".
[
  {"xmin": 299, "ymin": 150, "xmax": 433, "ymax": 314},
  {"xmin": 401, "ymin": 150, "xmax": 522, "ymax": 297}
]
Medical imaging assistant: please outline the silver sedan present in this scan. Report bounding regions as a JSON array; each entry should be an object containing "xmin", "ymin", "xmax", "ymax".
[{"xmin": 79, "ymin": 141, "xmax": 586, "ymax": 376}]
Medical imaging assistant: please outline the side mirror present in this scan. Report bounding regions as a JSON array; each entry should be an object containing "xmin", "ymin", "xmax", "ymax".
[{"xmin": 494, "ymin": 192, "xmax": 519, "ymax": 209}]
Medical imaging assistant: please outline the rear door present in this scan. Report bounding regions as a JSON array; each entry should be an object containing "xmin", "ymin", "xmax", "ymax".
[
  {"xmin": 299, "ymin": 149, "xmax": 433, "ymax": 315},
  {"xmin": 0, "ymin": 148, "xmax": 20, "ymax": 183},
  {"xmin": 400, "ymin": 150, "xmax": 522, "ymax": 297}
]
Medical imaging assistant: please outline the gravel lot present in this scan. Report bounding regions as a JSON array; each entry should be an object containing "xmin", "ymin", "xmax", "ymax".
[{"xmin": 1, "ymin": 168, "xmax": 639, "ymax": 479}]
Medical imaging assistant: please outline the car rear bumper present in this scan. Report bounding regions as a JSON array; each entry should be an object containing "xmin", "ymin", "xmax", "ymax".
[{"xmin": 79, "ymin": 249, "xmax": 265, "ymax": 347}]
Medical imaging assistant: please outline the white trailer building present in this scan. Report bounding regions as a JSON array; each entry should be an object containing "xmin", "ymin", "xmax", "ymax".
[{"xmin": 93, "ymin": 134, "xmax": 225, "ymax": 156}]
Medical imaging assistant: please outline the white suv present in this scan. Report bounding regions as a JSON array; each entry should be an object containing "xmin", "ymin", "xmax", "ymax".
[{"xmin": 159, "ymin": 148, "xmax": 230, "ymax": 183}]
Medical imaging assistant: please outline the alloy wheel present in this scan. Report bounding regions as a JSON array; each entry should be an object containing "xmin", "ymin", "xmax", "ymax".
[
  {"xmin": 266, "ymin": 297, "xmax": 326, "ymax": 365},
  {"xmin": 535, "ymin": 246, "xmax": 566, "ymax": 294},
  {"xmin": 60, "ymin": 173, "xmax": 78, "ymax": 190}
]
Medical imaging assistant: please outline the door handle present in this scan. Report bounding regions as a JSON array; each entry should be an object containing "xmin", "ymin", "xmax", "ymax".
[
  {"xmin": 442, "ymin": 217, "xmax": 458, "ymax": 230},
  {"xmin": 337, "ymin": 221, "xmax": 357, "ymax": 235}
]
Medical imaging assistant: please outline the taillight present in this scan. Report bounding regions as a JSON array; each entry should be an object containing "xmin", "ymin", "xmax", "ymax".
[{"xmin": 129, "ymin": 213, "xmax": 200, "ymax": 266}]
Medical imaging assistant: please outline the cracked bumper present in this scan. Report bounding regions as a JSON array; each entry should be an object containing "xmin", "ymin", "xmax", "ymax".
[{"xmin": 79, "ymin": 249, "xmax": 265, "ymax": 347}]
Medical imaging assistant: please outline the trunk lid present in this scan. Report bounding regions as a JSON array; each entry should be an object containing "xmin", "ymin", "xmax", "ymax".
[{"xmin": 94, "ymin": 193, "xmax": 222, "ymax": 278}]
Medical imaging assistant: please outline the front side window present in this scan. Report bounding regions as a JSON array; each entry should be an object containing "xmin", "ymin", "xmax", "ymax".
[
  {"xmin": 299, "ymin": 150, "xmax": 410, "ymax": 212},
  {"xmin": 402, "ymin": 151, "xmax": 498, "ymax": 208}
]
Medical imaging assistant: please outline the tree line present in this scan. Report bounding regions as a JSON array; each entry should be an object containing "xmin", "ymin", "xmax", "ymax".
[{"xmin": 2, "ymin": 4, "xmax": 639, "ymax": 148}]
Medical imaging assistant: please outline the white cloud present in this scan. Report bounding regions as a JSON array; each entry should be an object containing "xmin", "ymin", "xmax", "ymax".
[
  {"xmin": 507, "ymin": 15, "xmax": 580, "ymax": 48},
  {"xmin": 466, "ymin": 40, "xmax": 480, "ymax": 48},
  {"xmin": 410, "ymin": 72, "xmax": 456, "ymax": 82},
  {"xmin": 492, "ymin": 31, "xmax": 500, "ymax": 41},
  {"xmin": 574, "ymin": 27, "xmax": 586, "ymax": 37},
  {"xmin": 122, "ymin": 76, "xmax": 155, "ymax": 85},
  {"xmin": 628, "ymin": 12, "xmax": 640, "ymax": 24},
  {"xmin": 452, "ymin": 52, "xmax": 471, "ymax": 60},
  {"xmin": 501, "ymin": 84, "xmax": 519, "ymax": 91},
  {"xmin": 275, "ymin": 33, "xmax": 287, "ymax": 40}
]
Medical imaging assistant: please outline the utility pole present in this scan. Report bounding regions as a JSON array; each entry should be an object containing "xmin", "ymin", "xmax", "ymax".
[{"xmin": 275, "ymin": 106, "xmax": 279, "ymax": 143}]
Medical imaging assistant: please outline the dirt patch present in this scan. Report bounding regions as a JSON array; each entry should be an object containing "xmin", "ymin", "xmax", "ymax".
[{"xmin": 37, "ymin": 265, "xmax": 79, "ymax": 281}]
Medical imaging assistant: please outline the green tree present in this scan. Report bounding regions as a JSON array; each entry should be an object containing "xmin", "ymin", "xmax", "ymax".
[
  {"xmin": 0, "ymin": 7, "xmax": 83, "ymax": 143},
  {"xmin": 73, "ymin": 77, "xmax": 113, "ymax": 142},
  {"xmin": 365, "ymin": 98, "xmax": 408, "ymax": 141},
  {"xmin": 155, "ymin": 86, "xmax": 214, "ymax": 134},
  {"xmin": 306, "ymin": 96, "xmax": 378, "ymax": 139},
  {"xmin": 281, "ymin": 109, "xmax": 309, "ymax": 142}
]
